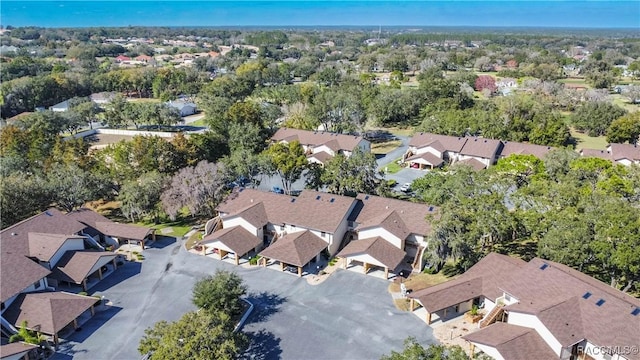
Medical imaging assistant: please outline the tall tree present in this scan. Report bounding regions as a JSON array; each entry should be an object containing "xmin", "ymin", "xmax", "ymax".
[
  {"xmin": 607, "ymin": 112, "xmax": 640, "ymax": 144},
  {"xmin": 571, "ymin": 102, "xmax": 627, "ymax": 137},
  {"xmin": 320, "ymin": 148, "xmax": 386, "ymax": 196},
  {"xmin": 263, "ymin": 140, "xmax": 308, "ymax": 195},
  {"xmin": 46, "ymin": 163, "xmax": 108, "ymax": 212},
  {"xmin": 118, "ymin": 171, "xmax": 167, "ymax": 223},
  {"xmin": 192, "ymin": 270, "xmax": 247, "ymax": 317}
]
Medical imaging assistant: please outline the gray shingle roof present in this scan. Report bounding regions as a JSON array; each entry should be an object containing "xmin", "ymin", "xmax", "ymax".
[
  {"xmin": 460, "ymin": 137, "xmax": 503, "ymax": 159},
  {"xmin": 408, "ymin": 133, "xmax": 467, "ymax": 152},
  {"xmin": 259, "ymin": 230, "xmax": 327, "ymax": 267},
  {"xmin": 337, "ymin": 237, "xmax": 406, "ymax": 270},
  {"xmin": 354, "ymin": 194, "xmax": 438, "ymax": 236},
  {"xmin": 50, "ymin": 250, "xmax": 117, "ymax": 284},
  {"xmin": 199, "ymin": 226, "xmax": 262, "ymax": 257},
  {"xmin": 272, "ymin": 128, "xmax": 365, "ymax": 153},
  {"xmin": 463, "ymin": 323, "xmax": 558, "ymax": 360}
]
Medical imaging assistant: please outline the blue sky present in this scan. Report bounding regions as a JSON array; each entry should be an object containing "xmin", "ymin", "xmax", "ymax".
[{"xmin": 1, "ymin": 1, "xmax": 639, "ymax": 28}]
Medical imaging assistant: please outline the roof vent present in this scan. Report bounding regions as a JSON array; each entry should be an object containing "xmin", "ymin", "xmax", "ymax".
[
  {"xmin": 250, "ymin": 199, "xmax": 254, "ymax": 203},
  {"xmin": 364, "ymin": 195, "xmax": 369, "ymax": 200},
  {"xmin": 11, "ymin": 232, "xmax": 17, "ymax": 236},
  {"xmin": 238, "ymin": 188, "xmax": 244, "ymax": 192},
  {"xmin": 291, "ymin": 198, "xmax": 296, "ymax": 203},
  {"xmin": 539, "ymin": 263, "xmax": 549, "ymax": 270},
  {"xmin": 582, "ymin": 292, "xmax": 592, "ymax": 299},
  {"xmin": 316, "ymin": 195, "xmax": 321, "ymax": 200},
  {"xmin": 330, "ymin": 198, "xmax": 335, "ymax": 203},
  {"xmin": 595, "ymin": 299, "xmax": 605, "ymax": 307},
  {"xmin": 632, "ymin": 308, "xmax": 640, "ymax": 316},
  {"xmin": 45, "ymin": 211, "xmax": 53, "ymax": 216},
  {"xmin": 385, "ymin": 205, "xmax": 389, "ymax": 209}
]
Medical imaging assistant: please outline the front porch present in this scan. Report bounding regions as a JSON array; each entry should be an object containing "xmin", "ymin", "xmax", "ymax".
[{"xmin": 341, "ymin": 259, "xmax": 398, "ymax": 281}]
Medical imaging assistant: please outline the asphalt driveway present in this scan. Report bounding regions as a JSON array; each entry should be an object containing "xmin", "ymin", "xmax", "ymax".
[{"xmin": 53, "ymin": 236, "xmax": 437, "ymax": 360}]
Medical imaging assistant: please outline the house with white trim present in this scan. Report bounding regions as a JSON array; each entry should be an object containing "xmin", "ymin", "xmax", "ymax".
[
  {"xmin": 271, "ymin": 128, "xmax": 370, "ymax": 166},
  {"xmin": 408, "ymin": 253, "xmax": 640, "ymax": 360}
]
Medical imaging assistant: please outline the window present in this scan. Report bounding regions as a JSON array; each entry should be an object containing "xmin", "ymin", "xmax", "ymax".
[
  {"xmin": 321, "ymin": 232, "xmax": 326, "ymax": 238},
  {"xmin": 280, "ymin": 225, "xmax": 285, "ymax": 231},
  {"xmin": 33, "ymin": 280, "xmax": 41, "ymax": 289},
  {"xmin": 504, "ymin": 293, "xmax": 512, "ymax": 302},
  {"xmin": 1, "ymin": 303, "xmax": 5, "ymax": 311}
]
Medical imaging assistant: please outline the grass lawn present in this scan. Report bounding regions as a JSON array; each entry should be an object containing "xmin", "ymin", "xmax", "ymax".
[
  {"xmin": 185, "ymin": 231, "xmax": 203, "ymax": 250},
  {"xmin": 127, "ymin": 97, "xmax": 161, "ymax": 103},
  {"xmin": 188, "ymin": 118, "xmax": 208, "ymax": 127},
  {"xmin": 139, "ymin": 220, "xmax": 194, "ymax": 238},
  {"xmin": 382, "ymin": 158, "xmax": 404, "ymax": 174},
  {"xmin": 386, "ymin": 126, "xmax": 415, "ymax": 137},
  {"xmin": 570, "ymin": 128, "xmax": 608, "ymax": 150},
  {"xmin": 389, "ymin": 271, "xmax": 452, "ymax": 311},
  {"xmin": 610, "ymin": 94, "xmax": 640, "ymax": 113},
  {"xmin": 372, "ymin": 140, "xmax": 402, "ymax": 155}
]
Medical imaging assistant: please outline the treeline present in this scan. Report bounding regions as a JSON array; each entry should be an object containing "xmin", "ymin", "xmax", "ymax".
[{"xmin": 415, "ymin": 153, "xmax": 640, "ymax": 295}]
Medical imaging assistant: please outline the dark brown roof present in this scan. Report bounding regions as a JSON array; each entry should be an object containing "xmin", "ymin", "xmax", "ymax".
[
  {"xmin": 66, "ymin": 208, "xmax": 153, "ymax": 241},
  {"xmin": 226, "ymin": 202, "xmax": 268, "ymax": 229},
  {"xmin": 1, "ymin": 209, "xmax": 86, "ymax": 256},
  {"xmin": 454, "ymin": 158, "xmax": 487, "ymax": 171},
  {"xmin": 460, "ymin": 137, "xmax": 503, "ymax": 159},
  {"xmin": 354, "ymin": 194, "xmax": 438, "ymax": 236},
  {"xmin": 500, "ymin": 141, "xmax": 554, "ymax": 159},
  {"xmin": 609, "ymin": 143, "xmax": 640, "ymax": 161},
  {"xmin": 409, "ymin": 253, "xmax": 525, "ymax": 311},
  {"xmin": 337, "ymin": 237, "xmax": 406, "ymax": 270},
  {"xmin": 405, "ymin": 152, "xmax": 444, "ymax": 167},
  {"xmin": 199, "ymin": 226, "xmax": 261, "ymax": 257},
  {"xmin": 259, "ymin": 230, "xmax": 327, "ymax": 267},
  {"xmin": 357, "ymin": 210, "xmax": 410, "ymax": 241},
  {"xmin": 0, "ymin": 252, "xmax": 51, "ymax": 303},
  {"xmin": 580, "ymin": 148, "xmax": 613, "ymax": 161},
  {"xmin": 0, "ymin": 338, "xmax": 38, "ymax": 358},
  {"xmin": 50, "ymin": 250, "xmax": 117, "ymax": 284},
  {"xmin": 463, "ymin": 323, "xmax": 558, "ymax": 360},
  {"xmin": 3, "ymin": 292, "xmax": 97, "ymax": 335},
  {"xmin": 272, "ymin": 128, "xmax": 365, "ymax": 152},
  {"xmin": 307, "ymin": 151, "xmax": 333, "ymax": 164},
  {"xmin": 28, "ymin": 233, "xmax": 83, "ymax": 262},
  {"xmin": 501, "ymin": 258, "xmax": 640, "ymax": 356},
  {"xmin": 218, "ymin": 189, "xmax": 356, "ymax": 234},
  {"xmin": 409, "ymin": 133, "xmax": 467, "ymax": 153}
]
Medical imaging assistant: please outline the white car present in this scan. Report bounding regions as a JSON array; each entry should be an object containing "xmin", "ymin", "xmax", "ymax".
[{"xmin": 399, "ymin": 183, "xmax": 411, "ymax": 192}]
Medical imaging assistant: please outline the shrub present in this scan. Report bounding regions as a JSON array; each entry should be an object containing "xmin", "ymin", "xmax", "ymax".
[{"xmin": 249, "ymin": 255, "xmax": 261, "ymax": 266}]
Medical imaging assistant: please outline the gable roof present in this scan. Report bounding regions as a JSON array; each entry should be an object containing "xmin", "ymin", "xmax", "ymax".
[
  {"xmin": 463, "ymin": 323, "xmax": 558, "ymax": 360},
  {"xmin": 199, "ymin": 226, "xmax": 261, "ymax": 257},
  {"xmin": 357, "ymin": 210, "xmax": 410, "ymax": 241},
  {"xmin": 1, "ymin": 209, "xmax": 86, "ymax": 256},
  {"xmin": 307, "ymin": 151, "xmax": 334, "ymax": 164},
  {"xmin": 454, "ymin": 158, "xmax": 487, "ymax": 171},
  {"xmin": 0, "ymin": 252, "xmax": 51, "ymax": 303},
  {"xmin": 460, "ymin": 137, "xmax": 503, "ymax": 159},
  {"xmin": 49, "ymin": 250, "xmax": 117, "ymax": 284},
  {"xmin": 409, "ymin": 253, "xmax": 526, "ymax": 311},
  {"xmin": 226, "ymin": 202, "xmax": 269, "ymax": 229},
  {"xmin": 66, "ymin": 208, "xmax": 152, "ymax": 241},
  {"xmin": 408, "ymin": 133, "xmax": 467, "ymax": 153},
  {"xmin": 500, "ymin": 141, "xmax": 555, "ymax": 159},
  {"xmin": 353, "ymin": 194, "xmax": 438, "ymax": 236},
  {"xmin": 217, "ymin": 189, "xmax": 356, "ymax": 234},
  {"xmin": 259, "ymin": 230, "xmax": 327, "ymax": 267},
  {"xmin": 337, "ymin": 237, "xmax": 406, "ymax": 270},
  {"xmin": 3, "ymin": 292, "xmax": 97, "ymax": 335},
  {"xmin": 608, "ymin": 143, "xmax": 640, "ymax": 161},
  {"xmin": 28, "ymin": 233, "xmax": 83, "ymax": 263},
  {"xmin": 0, "ymin": 338, "xmax": 38, "ymax": 358},
  {"xmin": 501, "ymin": 258, "xmax": 640, "ymax": 355},
  {"xmin": 405, "ymin": 152, "xmax": 444, "ymax": 167},
  {"xmin": 272, "ymin": 128, "xmax": 365, "ymax": 152},
  {"xmin": 580, "ymin": 148, "xmax": 613, "ymax": 161}
]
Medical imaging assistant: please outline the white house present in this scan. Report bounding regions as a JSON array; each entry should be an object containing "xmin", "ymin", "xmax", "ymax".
[
  {"xmin": 404, "ymin": 133, "xmax": 468, "ymax": 169},
  {"xmin": 167, "ymin": 100, "xmax": 197, "ymax": 117},
  {"xmin": 271, "ymin": 128, "xmax": 370, "ymax": 166}
]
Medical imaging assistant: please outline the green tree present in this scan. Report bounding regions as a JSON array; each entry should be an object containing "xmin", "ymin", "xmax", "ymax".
[
  {"xmin": 192, "ymin": 270, "xmax": 247, "ymax": 317},
  {"xmin": 47, "ymin": 163, "xmax": 108, "ymax": 212},
  {"xmin": 607, "ymin": 112, "xmax": 640, "ymax": 144},
  {"xmin": 263, "ymin": 140, "xmax": 308, "ymax": 195},
  {"xmin": 138, "ymin": 311, "xmax": 247, "ymax": 360},
  {"xmin": 380, "ymin": 337, "xmax": 472, "ymax": 360},
  {"xmin": 9, "ymin": 320, "xmax": 47, "ymax": 345},
  {"xmin": 118, "ymin": 171, "xmax": 167, "ymax": 223},
  {"xmin": 571, "ymin": 102, "xmax": 627, "ymax": 137},
  {"xmin": 321, "ymin": 148, "xmax": 386, "ymax": 196}
]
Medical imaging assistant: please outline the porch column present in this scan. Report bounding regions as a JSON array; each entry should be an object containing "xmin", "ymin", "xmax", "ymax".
[
  {"xmin": 343, "ymin": 258, "xmax": 347, "ymax": 269},
  {"xmin": 280, "ymin": 262, "xmax": 284, "ymax": 272},
  {"xmin": 444, "ymin": 308, "xmax": 448, "ymax": 318},
  {"xmin": 262, "ymin": 258, "xmax": 267, "ymax": 267},
  {"xmin": 384, "ymin": 267, "xmax": 389, "ymax": 279},
  {"xmin": 235, "ymin": 254, "xmax": 239, "ymax": 266},
  {"xmin": 297, "ymin": 266, "xmax": 302, "ymax": 277},
  {"xmin": 410, "ymin": 298, "xmax": 415, "ymax": 311},
  {"xmin": 469, "ymin": 343, "xmax": 475, "ymax": 359},
  {"xmin": 82, "ymin": 279, "xmax": 87, "ymax": 291},
  {"xmin": 141, "ymin": 238, "xmax": 145, "ymax": 250},
  {"xmin": 73, "ymin": 319, "xmax": 78, "ymax": 329},
  {"xmin": 98, "ymin": 267, "xmax": 103, "ymax": 280},
  {"xmin": 112, "ymin": 258, "xmax": 118, "ymax": 269},
  {"xmin": 90, "ymin": 305, "xmax": 95, "ymax": 316},
  {"xmin": 53, "ymin": 334, "xmax": 59, "ymax": 349},
  {"xmin": 426, "ymin": 312, "xmax": 432, "ymax": 325},
  {"xmin": 201, "ymin": 245, "xmax": 206, "ymax": 256},
  {"xmin": 363, "ymin": 262, "xmax": 368, "ymax": 274}
]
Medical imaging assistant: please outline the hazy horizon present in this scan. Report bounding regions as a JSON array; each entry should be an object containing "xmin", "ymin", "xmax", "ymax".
[{"xmin": 2, "ymin": 1, "xmax": 639, "ymax": 29}]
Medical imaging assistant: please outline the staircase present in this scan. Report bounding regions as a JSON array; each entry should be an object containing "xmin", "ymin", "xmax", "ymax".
[
  {"xmin": 269, "ymin": 231, "xmax": 283, "ymax": 246},
  {"xmin": 479, "ymin": 304, "xmax": 504, "ymax": 328},
  {"xmin": 412, "ymin": 246, "xmax": 425, "ymax": 272},
  {"xmin": 204, "ymin": 216, "xmax": 222, "ymax": 236}
]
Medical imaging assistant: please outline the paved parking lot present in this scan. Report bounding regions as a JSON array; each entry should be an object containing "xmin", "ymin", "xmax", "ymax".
[{"xmin": 53, "ymin": 237, "xmax": 437, "ymax": 360}]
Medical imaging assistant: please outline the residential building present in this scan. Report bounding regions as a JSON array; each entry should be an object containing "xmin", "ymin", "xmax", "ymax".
[
  {"xmin": 499, "ymin": 141, "xmax": 555, "ymax": 160},
  {"xmin": 607, "ymin": 143, "xmax": 640, "ymax": 166},
  {"xmin": 458, "ymin": 137, "xmax": 504, "ymax": 169},
  {"xmin": 90, "ymin": 92, "xmax": 117, "ymax": 106},
  {"xmin": 49, "ymin": 100, "xmax": 70, "ymax": 112},
  {"xmin": 408, "ymin": 253, "xmax": 640, "ymax": 360},
  {"xmin": 338, "ymin": 194, "xmax": 438, "ymax": 279},
  {"xmin": 0, "ymin": 208, "xmax": 152, "ymax": 347},
  {"xmin": 404, "ymin": 133, "xmax": 468, "ymax": 169},
  {"xmin": 166, "ymin": 100, "xmax": 197, "ymax": 117},
  {"xmin": 271, "ymin": 128, "xmax": 370, "ymax": 165}
]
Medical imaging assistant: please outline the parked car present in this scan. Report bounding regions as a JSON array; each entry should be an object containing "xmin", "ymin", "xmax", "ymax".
[{"xmin": 400, "ymin": 183, "xmax": 411, "ymax": 192}]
